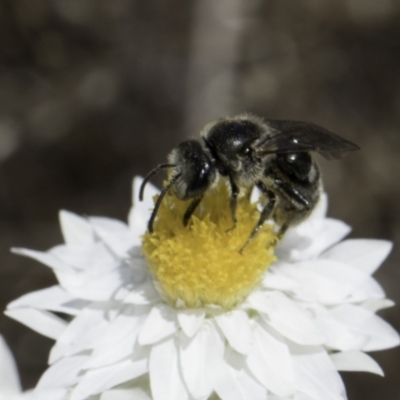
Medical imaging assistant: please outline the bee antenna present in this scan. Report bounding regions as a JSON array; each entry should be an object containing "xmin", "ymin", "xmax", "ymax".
[
  {"xmin": 148, "ymin": 173, "xmax": 181, "ymax": 233},
  {"xmin": 139, "ymin": 163, "xmax": 175, "ymax": 201}
]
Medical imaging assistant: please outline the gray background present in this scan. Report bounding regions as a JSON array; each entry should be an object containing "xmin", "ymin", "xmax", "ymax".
[{"xmin": 0, "ymin": 1, "xmax": 399, "ymax": 399}]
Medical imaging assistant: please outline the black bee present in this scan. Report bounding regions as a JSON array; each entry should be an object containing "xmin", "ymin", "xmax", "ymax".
[{"xmin": 139, "ymin": 114, "xmax": 359, "ymax": 248}]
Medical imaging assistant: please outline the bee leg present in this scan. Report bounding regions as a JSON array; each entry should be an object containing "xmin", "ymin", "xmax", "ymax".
[
  {"xmin": 273, "ymin": 180, "xmax": 312, "ymax": 236},
  {"xmin": 147, "ymin": 173, "xmax": 181, "ymax": 233},
  {"xmin": 226, "ymin": 175, "xmax": 239, "ymax": 232},
  {"xmin": 139, "ymin": 163, "xmax": 175, "ymax": 201},
  {"xmin": 278, "ymin": 222, "xmax": 290, "ymax": 238},
  {"xmin": 239, "ymin": 182, "xmax": 276, "ymax": 253},
  {"xmin": 273, "ymin": 179, "xmax": 310, "ymax": 209},
  {"xmin": 183, "ymin": 196, "xmax": 203, "ymax": 227}
]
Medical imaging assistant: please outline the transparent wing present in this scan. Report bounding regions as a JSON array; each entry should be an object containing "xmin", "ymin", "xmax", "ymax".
[{"xmin": 253, "ymin": 120, "xmax": 359, "ymax": 160}]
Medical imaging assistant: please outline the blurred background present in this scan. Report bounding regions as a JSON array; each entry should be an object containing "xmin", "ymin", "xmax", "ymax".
[{"xmin": 0, "ymin": 0, "xmax": 399, "ymax": 398}]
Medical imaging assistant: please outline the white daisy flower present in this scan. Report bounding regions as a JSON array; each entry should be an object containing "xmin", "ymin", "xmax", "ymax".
[{"xmin": 5, "ymin": 177, "xmax": 399, "ymax": 400}]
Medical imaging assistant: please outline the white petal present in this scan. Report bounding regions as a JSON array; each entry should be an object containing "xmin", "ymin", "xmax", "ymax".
[
  {"xmin": 280, "ymin": 261, "xmax": 372, "ymax": 305},
  {"xmin": 244, "ymin": 291, "xmax": 272, "ymax": 314},
  {"xmin": 246, "ymin": 320, "xmax": 295, "ymax": 397},
  {"xmin": 179, "ymin": 320, "xmax": 224, "ymax": 399},
  {"xmin": 49, "ymin": 306, "xmax": 110, "ymax": 363},
  {"xmin": 269, "ymin": 394, "xmax": 315, "ymax": 400},
  {"xmin": 321, "ymin": 239, "xmax": 392, "ymax": 275},
  {"xmin": 330, "ymin": 350, "xmax": 383, "ymax": 376},
  {"xmin": 138, "ymin": 304, "xmax": 178, "ymax": 345},
  {"xmin": 13, "ymin": 249, "xmax": 135, "ymax": 301},
  {"xmin": 53, "ymin": 270, "xmax": 84, "ymax": 297},
  {"xmin": 62, "ymin": 265, "xmax": 135, "ymax": 302},
  {"xmin": 177, "ymin": 308, "xmax": 205, "ymax": 338},
  {"xmin": 149, "ymin": 336, "xmax": 190, "ymax": 400},
  {"xmin": 310, "ymin": 192, "xmax": 328, "ymax": 220},
  {"xmin": 295, "ymin": 395, "xmax": 317, "ymax": 400},
  {"xmin": 250, "ymin": 184, "xmax": 262, "ymax": 204},
  {"xmin": 331, "ymin": 304, "xmax": 400, "ymax": 351},
  {"xmin": 311, "ymin": 218, "xmax": 351, "ymax": 254},
  {"xmin": 307, "ymin": 305, "xmax": 367, "ymax": 351},
  {"xmin": 101, "ymin": 387, "xmax": 151, "ymax": 400},
  {"xmin": 5, "ymin": 308, "xmax": 67, "ymax": 340},
  {"xmin": 36, "ymin": 355, "xmax": 89, "ymax": 390},
  {"xmin": 275, "ymin": 230, "xmax": 312, "ymax": 262},
  {"xmin": 89, "ymin": 217, "xmax": 136, "ymax": 257},
  {"xmin": 30, "ymin": 388, "xmax": 68, "ymax": 400},
  {"xmin": 127, "ymin": 255, "xmax": 151, "ymax": 284},
  {"xmin": 361, "ymin": 299, "xmax": 395, "ymax": 313},
  {"xmin": 70, "ymin": 357, "xmax": 148, "ymax": 400},
  {"xmin": 292, "ymin": 346, "xmax": 345, "ymax": 400},
  {"xmin": 216, "ymin": 309, "xmax": 251, "ymax": 354},
  {"xmin": 128, "ymin": 177, "xmax": 159, "ymax": 240},
  {"xmin": 7, "ymin": 286, "xmax": 86, "ymax": 316},
  {"xmin": 59, "ymin": 210, "xmax": 94, "ymax": 245},
  {"xmin": 84, "ymin": 306, "xmax": 147, "ymax": 369},
  {"xmin": 50, "ymin": 243, "xmax": 117, "ymax": 272},
  {"xmin": 261, "ymin": 291, "xmax": 325, "ymax": 345},
  {"xmin": 12, "ymin": 248, "xmax": 71, "ymax": 272},
  {"xmin": 123, "ymin": 281, "xmax": 161, "ymax": 305},
  {"xmin": 278, "ymin": 218, "xmax": 350, "ymax": 262},
  {"xmin": 0, "ymin": 336, "xmax": 21, "ymax": 395},
  {"xmin": 261, "ymin": 272, "xmax": 298, "ymax": 291},
  {"xmin": 233, "ymin": 370, "xmax": 267, "ymax": 400},
  {"xmin": 215, "ymin": 349, "xmax": 267, "ymax": 400},
  {"xmin": 308, "ymin": 260, "xmax": 382, "ymax": 303},
  {"xmin": 346, "ymin": 277, "xmax": 385, "ymax": 303}
]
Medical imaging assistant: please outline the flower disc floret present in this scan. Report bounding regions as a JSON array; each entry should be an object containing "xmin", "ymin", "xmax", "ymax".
[{"xmin": 142, "ymin": 182, "xmax": 277, "ymax": 309}]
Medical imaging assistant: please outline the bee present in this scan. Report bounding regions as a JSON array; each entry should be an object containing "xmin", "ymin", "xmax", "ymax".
[{"xmin": 139, "ymin": 114, "xmax": 359, "ymax": 249}]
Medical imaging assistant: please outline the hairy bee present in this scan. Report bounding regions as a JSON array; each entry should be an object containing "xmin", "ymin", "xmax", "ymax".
[{"xmin": 140, "ymin": 114, "xmax": 359, "ymax": 248}]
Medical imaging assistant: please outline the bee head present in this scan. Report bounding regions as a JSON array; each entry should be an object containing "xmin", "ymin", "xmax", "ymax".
[{"xmin": 168, "ymin": 140, "xmax": 216, "ymax": 199}]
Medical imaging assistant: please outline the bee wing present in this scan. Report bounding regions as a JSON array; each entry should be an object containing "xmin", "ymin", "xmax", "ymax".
[{"xmin": 253, "ymin": 120, "xmax": 359, "ymax": 160}]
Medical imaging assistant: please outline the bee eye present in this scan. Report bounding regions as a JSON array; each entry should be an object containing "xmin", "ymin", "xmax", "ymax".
[{"xmin": 243, "ymin": 147, "xmax": 251, "ymax": 155}]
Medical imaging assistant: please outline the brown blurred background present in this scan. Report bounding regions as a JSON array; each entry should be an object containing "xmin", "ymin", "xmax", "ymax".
[{"xmin": 0, "ymin": 0, "xmax": 399, "ymax": 398}]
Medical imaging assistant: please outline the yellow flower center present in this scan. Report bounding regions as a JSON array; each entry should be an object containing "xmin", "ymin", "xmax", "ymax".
[{"xmin": 142, "ymin": 181, "xmax": 278, "ymax": 309}]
